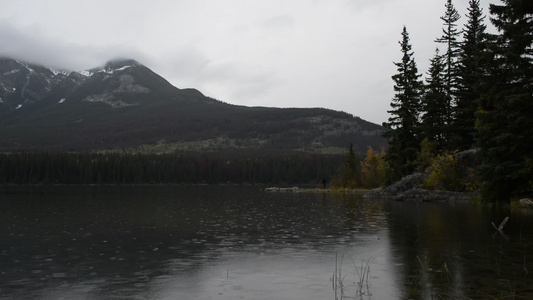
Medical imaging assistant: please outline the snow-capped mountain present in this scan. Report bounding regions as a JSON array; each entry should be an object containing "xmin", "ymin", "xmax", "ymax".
[
  {"xmin": 0, "ymin": 56, "xmax": 385, "ymax": 153},
  {"xmin": 0, "ymin": 57, "xmax": 81, "ymax": 109},
  {"xmin": 0, "ymin": 57, "xmax": 170, "ymax": 110}
]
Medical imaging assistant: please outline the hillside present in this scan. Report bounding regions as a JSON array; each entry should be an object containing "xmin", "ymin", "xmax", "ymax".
[{"xmin": 0, "ymin": 57, "xmax": 386, "ymax": 153}]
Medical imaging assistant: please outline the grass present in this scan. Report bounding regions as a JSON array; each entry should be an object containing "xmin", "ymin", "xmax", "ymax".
[
  {"xmin": 407, "ymin": 256, "xmax": 466, "ymax": 300},
  {"xmin": 353, "ymin": 257, "xmax": 375, "ymax": 296},
  {"xmin": 331, "ymin": 254, "xmax": 346, "ymax": 300},
  {"xmin": 406, "ymin": 249, "xmax": 531, "ymax": 300},
  {"xmin": 331, "ymin": 250, "xmax": 532, "ymax": 299},
  {"xmin": 407, "ymin": 256, "xmax": 424, "ymax": 299},
  {"xmin": 332, "ymin": 253, "xmax": 375, "ymax": 299}
]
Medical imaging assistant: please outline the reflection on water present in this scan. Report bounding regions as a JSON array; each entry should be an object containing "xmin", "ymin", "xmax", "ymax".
[
  {"xmin": 386, "ymin": 200, "xmax": 533, "ymax": 299},
  {"xmin": 0, "ymin": 186, "xmax": 532, "ymax": 299}
]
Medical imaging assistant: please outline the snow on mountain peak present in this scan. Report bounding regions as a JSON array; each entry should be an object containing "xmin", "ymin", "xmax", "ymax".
[
  {"xmin": 50, "ymin": 68, "xmax": 72, "ymax": 76},
  {"xmin": 104, "ymin": 59, "xmax": 140, "ymax": 69},
  {"xmin": 3, "ymin": 69, "xmax": 20, "ymax": 76},
  {"xmin": 99, "ymin": 65, "xmax": 132, "ymax": 74},
  {"xmin": 21, "ymin": 63, "xmax": 34, "ymax": 73},
  {"xmin": 79, "ymin": 70, "xmax": 94, "ymax": 77},
  {"xmin": 84, "ymin": 59, "xmax": 141, "ymax": 76}
]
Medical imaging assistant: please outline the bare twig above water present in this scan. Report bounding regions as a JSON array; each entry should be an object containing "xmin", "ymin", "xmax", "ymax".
[{"xmin": 492, "ymin": 216, "xmax": 509, "ymax": 232}]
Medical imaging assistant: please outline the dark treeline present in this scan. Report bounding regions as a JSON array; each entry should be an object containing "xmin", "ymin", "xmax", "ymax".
[
  {"xmin": 383, "ymin": 0, "xmax": 532, "ymax": 202},
  {"xmin": 0, "ymin": 151, "xmax": 344, "ymax": 185}
]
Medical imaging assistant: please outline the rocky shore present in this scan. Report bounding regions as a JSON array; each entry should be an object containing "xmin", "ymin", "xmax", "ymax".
[
  {"xmin": 364, "ymin": 149, "xmax": 481, "ymax": 203},
  {"xmin": 363, "ymin": 172, "xmax": 479, "ymax": 203}
]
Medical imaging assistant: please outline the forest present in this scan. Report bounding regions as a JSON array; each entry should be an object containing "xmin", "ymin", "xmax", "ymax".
[
  {"xmin": 0, "ymin": 151, "xmax": 344, "ymax": 186},
  {"xmin": 382, "ymin": 0, "xmax": 532, "ymax": 202}
]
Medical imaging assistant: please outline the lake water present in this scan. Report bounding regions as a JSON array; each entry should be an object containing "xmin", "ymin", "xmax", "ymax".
[{"xmin": 1, "ymin": 186, "xmax": 532, "ymax": 299}]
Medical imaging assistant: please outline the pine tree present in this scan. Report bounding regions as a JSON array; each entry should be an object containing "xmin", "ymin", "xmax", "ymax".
[
  {"xmin": 421, "ymin": 48, "xmax": 448, "ymax": 150},
  {"xmin": 476, "ymin": 0, "xmax": 533, "ymax": 202},
  {"xmin": 453, "ymin": 0, "xmax": 488, "ymax": 150},
  {"xmin": 435, "ymin": 0, "xmax": 462, "ymax": 143},
  {"xmin": 383, "ymin": 27, "xmax": 424, "ymax": 181},
  {"xmin": 345, "ymin": 143, "xmax": 361, "ymax": 188}
]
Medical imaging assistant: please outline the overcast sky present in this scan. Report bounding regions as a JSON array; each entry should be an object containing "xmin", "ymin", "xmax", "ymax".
[{"xmin": 0, "ymin": 0, "xmax": 496, "ymax": 124}]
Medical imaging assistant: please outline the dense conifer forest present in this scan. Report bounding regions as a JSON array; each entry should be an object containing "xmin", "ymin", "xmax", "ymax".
[
  {"xmin": 0, "ymin": 151, "xmax": 344, "ymax": 186},
  {"xmin": 382, "ymin": 0, "xmax": 532, "ymax": 202}
]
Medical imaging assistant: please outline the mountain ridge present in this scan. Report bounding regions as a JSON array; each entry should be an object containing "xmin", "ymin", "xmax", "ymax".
[{"xmin": 0, "ymin": 56, "xmax": 386, "ymax": 153}]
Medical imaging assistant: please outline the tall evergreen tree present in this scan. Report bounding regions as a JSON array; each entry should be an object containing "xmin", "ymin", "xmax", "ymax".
[
  {"xmin": 383, "ymin": 27, "xmax": 424, "ymax": 181},
  {"xmin": 476, "ymin": 0, "xmax": 533, "ymax": 202},
  {"xmin": 421, "ymin": 48, "xmax": 448, "ymax": 150},
  {"xmin": 345, "ymin": 143, "xmax": 361, "ymax": 187},
  {"xmin": 435, "ymin": 0, "xmax": 462, "ymax": 142},
  {"xmin": 453, "ymin": 0, "xmax": 488, "ymax": 150}
]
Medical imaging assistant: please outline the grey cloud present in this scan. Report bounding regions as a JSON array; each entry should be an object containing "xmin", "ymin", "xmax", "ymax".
[
  {"xmin": 261, "ymin": 15, "xmax": 295, "ymax": 30},
  {"xmin": 154, "ymin": 47, "xmax": 210, "ymax": 78},
  {"xmin": 196, "ymin": 60, "xmax": 286, "ymax": 102},
  {"xmin": 0, "ymin": 21, "xmax": 147, "ymax": 71}
]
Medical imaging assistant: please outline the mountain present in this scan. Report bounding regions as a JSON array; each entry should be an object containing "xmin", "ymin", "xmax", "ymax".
[{"xmin": 0, "ymin": 57, "xmax": 386, "ymax": 153}]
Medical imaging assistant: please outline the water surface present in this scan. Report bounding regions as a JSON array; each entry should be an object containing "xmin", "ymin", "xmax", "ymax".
[{"xmin": 1, "ymin": 186, "xmax": 532, "ymax": 299}]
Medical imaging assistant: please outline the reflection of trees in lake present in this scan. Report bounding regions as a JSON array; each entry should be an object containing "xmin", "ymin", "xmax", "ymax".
[{"xmin": 384, "ymin": 200, "xmax": 533, "ymax": 299}]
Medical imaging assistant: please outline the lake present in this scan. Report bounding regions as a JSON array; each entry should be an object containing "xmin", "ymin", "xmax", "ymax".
[{"xmin": 1, "ymin": 186, "xmax": 532, "ymax": 299}]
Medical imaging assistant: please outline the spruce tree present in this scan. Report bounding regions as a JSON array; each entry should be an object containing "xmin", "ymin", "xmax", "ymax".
[
  {"xmin": 421, "ymin": 48, "xmax": 448, "ymax": 150},
  {"xmin": 453, "ymin": 0, "xmax": 488, "ymax": 150},
  {"xmin": 476, "ymin": 0, "xmax": 533, "ymax": 202},
  {"xmin": 383, "ymin": 27, "xmax": 424, "ymax": 181},
  {"xmin": 435, "ymin": 0, "xmax": 462, "ymax": 144},
  {"xmin": 345, "ymin": 143, "xmax": 361, "ymax": 188}
]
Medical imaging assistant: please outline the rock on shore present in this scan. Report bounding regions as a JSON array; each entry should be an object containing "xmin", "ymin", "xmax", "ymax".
[{"xmin": 364, "ymin": 172, "xmax": 478, "ymax": 203}]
